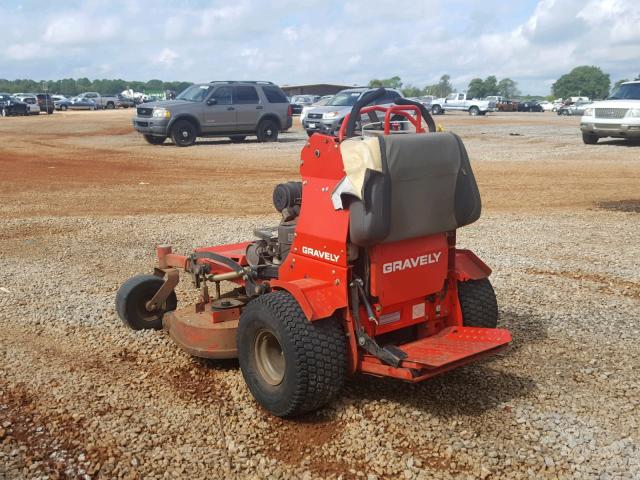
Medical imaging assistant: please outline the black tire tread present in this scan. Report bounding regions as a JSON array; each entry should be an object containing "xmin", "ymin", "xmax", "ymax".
[
  {"xmin": 458, "ymin": 278, "xmax": 498, "ymax": 328},
  {"xmin": 239, "ymin": 291, "xmax": 346, "ymax": 416}
]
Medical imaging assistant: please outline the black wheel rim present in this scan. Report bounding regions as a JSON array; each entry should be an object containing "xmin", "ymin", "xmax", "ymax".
[
  {"xmin": 178, "ymin": 126, "xmax": 194, "ymax": 144},
  {"xmin": 134, "ymin": 293, "xmax": 163, "ymax": 325},
  {"xmin": 262, "ymin": 124, "xmax": 276, "ymax": 140}
]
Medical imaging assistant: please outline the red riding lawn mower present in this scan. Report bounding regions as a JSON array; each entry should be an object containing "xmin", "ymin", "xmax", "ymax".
[{"xmin": 116, "ymin": 88, "xmax": 512, "ymax": 417}]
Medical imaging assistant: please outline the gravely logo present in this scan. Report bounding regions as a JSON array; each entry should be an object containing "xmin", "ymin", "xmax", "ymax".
[
  {"xmin": 383, "ymin": 252, "xmax": 442, "ymax": 274},
  {"xmin": 301, "ymin": 246, "xmax": 340, "ymax": 263}
]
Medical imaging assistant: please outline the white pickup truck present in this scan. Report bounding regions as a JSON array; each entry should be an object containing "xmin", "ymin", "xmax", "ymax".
[
  {"xmin": 77, "ymin": 92, "xmax": 119, "ymax": 109},
  {"xmin": 580, "ymin": 81, "xmax": 640, "ymax": 144},
  {"xmin": 430, "ymin": 92, "xmax": 495, "ymax": 116}
]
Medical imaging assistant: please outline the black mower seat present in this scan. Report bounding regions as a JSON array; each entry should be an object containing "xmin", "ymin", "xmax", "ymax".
[{"xmin": 348, "ymin": 132, "xmax": 481, "ymax": 246}]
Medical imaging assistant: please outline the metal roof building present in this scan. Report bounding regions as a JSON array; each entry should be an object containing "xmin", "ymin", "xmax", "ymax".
[{"xmin": 280, "ymin": 83, "xmax": 361, "ymax": 97}]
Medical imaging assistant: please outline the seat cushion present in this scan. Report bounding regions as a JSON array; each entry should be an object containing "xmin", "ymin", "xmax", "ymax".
[{"xmin": 348, "ymin": 132, "xmax": 481, "ymax": 246}]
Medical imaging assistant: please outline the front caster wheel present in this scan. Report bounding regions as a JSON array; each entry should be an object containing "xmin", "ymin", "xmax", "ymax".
[
  {"xmin": 116, "ymin": 274, "xmax": 177, "ymax": 330},
  {"xmin": 237, "ymin": 291, "xmax": 347, "ymax": 417}
]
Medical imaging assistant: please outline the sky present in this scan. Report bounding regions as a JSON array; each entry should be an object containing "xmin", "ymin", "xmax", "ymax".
[{"xmin": 0, "ymin": 0, "xmax": 638, "ymax": 95}]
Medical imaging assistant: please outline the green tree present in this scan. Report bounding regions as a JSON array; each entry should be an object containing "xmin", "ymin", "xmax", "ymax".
[
  {"xmin": 368, "ymin": 76, "xmax": 403, "ymax": 89},
  {"xmin": 467, "ymin": 78, "xmax": 485, "ymax": 98},
  {"xmin": 401, "ymin": 85, "xmax": 424, "ymax": 97},
  {"xmin": 497, "ymin": 78, "xmax": 520, "ymax": 98},
  {"xmin": 483, "ymin": 76, "xmax": 498, "ymax": 96},
  {"xmin": 552, "ymin": 66, "xmax": 610, "ymax": 99},
  {"xmin": 146, "ymin": 79, "xmax": 164, "ymax": 90},
  {"xmin": 435, "ymin": 74, "xmax": 453, "ymax": 97}
]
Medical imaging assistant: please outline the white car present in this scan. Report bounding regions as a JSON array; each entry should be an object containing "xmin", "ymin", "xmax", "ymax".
[
  {"xmin": 539, "ymin": 101, "xmax": 554, "ymax": 112},
  {"xmin": 580, "ymin": 81, "xmax": 640, "ymax": 144},
  {"xmin": 15, "ymin": 95, "xmax": 41, "ymax": 115},
  {"xmin": 300, "ymin": 95, "xmax": 333, "ymax": 122}
]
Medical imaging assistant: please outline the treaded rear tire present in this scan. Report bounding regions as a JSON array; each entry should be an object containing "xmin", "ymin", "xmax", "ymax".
[
  {"xmin": 458, "ymin": 278, "xmax": 498, "ymax": 328},
  {"xmin": 238, "ymin": 291, "xmax": 347, "ymax": 417}
]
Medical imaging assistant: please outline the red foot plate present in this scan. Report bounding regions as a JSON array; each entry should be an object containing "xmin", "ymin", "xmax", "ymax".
[{"xmin": 399, "ymin": 326, "xmax": 512, "ymax": 369}]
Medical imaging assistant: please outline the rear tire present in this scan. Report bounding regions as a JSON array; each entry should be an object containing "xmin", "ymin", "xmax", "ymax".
[
  {"xmin": 238, "ymin": 291, "xmax": 347, "ymax": 417},
  {"xmin": 229, "ymin": 135, "xmax": 246, "ymax": 143},
  {"xmin": 116, "ymin": 275, "xmax": 177, "ymax": 331},
  {"xmin": 144, "ymin": 135, "xmax": 167, "ymax": 145},
  {"xmin": 171, "ymin": 119, "xmax": 197, "ymax": 147},
  {"xmin": 256, "ymin": 119, "xmax": 279, "ymax": 142},
  {"xmin": 431, "ymin": 105, "xmax": 443, "ymax": 115},
  {"xmin": 458, "ymin": 278, "xmax": 498, "ymax": 328},
  {"xmin": 582, "ymin": 133, "xmax": 599, "ymax": 145},
  {"xmin": 106, "ymin": 102, "xmax": 115, "ymax": 110},
  {"xmin": 469, "ymin": 106, "xmax": 480, "ymax": 116}
]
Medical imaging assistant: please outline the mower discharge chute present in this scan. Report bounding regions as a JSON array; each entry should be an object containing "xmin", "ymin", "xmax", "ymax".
[{"xmin": 116, "ymin": 88, "xmax": 512, "ymax": 417}]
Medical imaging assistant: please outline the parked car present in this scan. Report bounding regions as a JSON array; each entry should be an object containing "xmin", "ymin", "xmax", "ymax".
[
  {"xmin": 300, "ymin": 95, "xmax": 333, "ymax": 122},
  {"xmin": 580, "ymin": 80, "xmax": 640, "ymax": 144},
  {"xmin": 538, "ymin": 100, "xmax": 554, "ymax": 112},
  {"xmin": 557, "ymin": 101, "xmax": 591, "ymax": 116},
  {"xmin": 55, "ymin": 98, "xmax": 73, "ymax": 111},
  {"xmin": 302, "ymin": 87, "xmax": 402, "ymax": 136},
  {"xmin": 77, "ymin": 92, "xmax": 119, "ymax": 109},
  {"xmin": 69, "ymin": 96, "xmax": 98, "ymax": 110},
  {"xmin": 517, "ymin": 101, "xmax": 544, "ymax": 112},
  {"xmin": 116, "ymin": 94, "xmax": 135, "ymax": 108},
  {"xmin": 15, "ymin": 95, "xmax": 41, "ymax": 114},
  {"xmin": 431, "ymin": 92, "xmax": 495, "ymax": 115},
  {"xmin": 36, "ymin": 93, "xmax": 55, "ymax": 114},
  {"xmin": 419, "ymin": 95, "xmax": 436, "ymax": 107},
  {"xmin": 290, "ymin": 95, "xmax": 317, "ymax": 115},
  {"xmin": 0, "ymin": 93, "xmax": 28, "ymax": 116},
  {"xmin": 132, "ymin": 81, "xmax": 292, "ymax": 146},
  {"xmin": 497, "ymin": 99, "xmax": 518, "ymax": 112}
]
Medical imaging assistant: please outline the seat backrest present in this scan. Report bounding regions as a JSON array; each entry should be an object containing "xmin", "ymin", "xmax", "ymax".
[{"xmin": 348, "ymin": 132, "xmax": 481, "ymax": 246}]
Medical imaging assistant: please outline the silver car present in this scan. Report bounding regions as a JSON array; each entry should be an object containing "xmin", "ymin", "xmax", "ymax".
[{"xmin": 302, "ymin": 88, "xmax": 402, "ymax": 136}]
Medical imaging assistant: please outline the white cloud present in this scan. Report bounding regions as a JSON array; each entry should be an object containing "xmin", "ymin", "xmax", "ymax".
[
  {"xmin": 282, "ymin": 27, "xmax": 298, "ymax": 42},
  {"xmin": 153, "ymin": 48, "xmax": 179, "ymax": 67},
  {"xmin": 6, "ymin": 42, "xmax": 47, "ymax": 60},
  {"xmin": 43, "ymin": 14, "xmax": 120, "ymax": 45}
]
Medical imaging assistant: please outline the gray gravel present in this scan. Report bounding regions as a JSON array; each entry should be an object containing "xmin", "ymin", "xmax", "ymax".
[{"xmin": 1, "ymin": 208, "xmax": 638, "ymax": 479}]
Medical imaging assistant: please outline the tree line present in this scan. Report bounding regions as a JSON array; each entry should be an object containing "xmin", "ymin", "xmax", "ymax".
[
  {"xmin": 369, "ymin": 67, "xmax": 639, "ymax": 101},
  {"xmin": 0, "ymin": 78, "xmax": 193, "ymax": 96}
]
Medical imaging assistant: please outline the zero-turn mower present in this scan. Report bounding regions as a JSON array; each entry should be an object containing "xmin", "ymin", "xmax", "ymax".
[{"xmin": 116, "ymin": 88, "xmax": 512, "ymax": 417}]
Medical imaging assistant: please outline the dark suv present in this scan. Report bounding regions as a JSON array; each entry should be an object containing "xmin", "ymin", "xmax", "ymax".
[
  {"xmin": 36, "ymin": 94, "xmax": 55, "ymax": 114},
  {"xmin": 132, "ymin": 81, "xmax": 292, "ymax": 146}
]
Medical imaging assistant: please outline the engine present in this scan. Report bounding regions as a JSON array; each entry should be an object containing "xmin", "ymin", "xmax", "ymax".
[{"xmin": 245, "ymin": 182, "xmax": 302, "ymax": 275}]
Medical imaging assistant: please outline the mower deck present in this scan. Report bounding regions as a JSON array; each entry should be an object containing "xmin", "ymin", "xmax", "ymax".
[{"xmin": 163, "ymin": 307, "xmax": 239, "ymax": 359}]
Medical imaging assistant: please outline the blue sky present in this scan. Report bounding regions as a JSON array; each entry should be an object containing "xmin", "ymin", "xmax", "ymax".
[{"xmin": 1, "ymin": 0, "xmax": 638, "ymax": 95}]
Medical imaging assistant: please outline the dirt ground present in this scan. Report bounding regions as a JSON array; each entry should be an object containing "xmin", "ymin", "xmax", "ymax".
[{"xmin": 0, "ymin": 110, "xmax": 638, "ymax": 479}]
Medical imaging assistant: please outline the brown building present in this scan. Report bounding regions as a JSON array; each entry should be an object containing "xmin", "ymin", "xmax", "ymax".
[{"xmin": 280, "ymin": 83, "xmax": 361, "ymax": 97}]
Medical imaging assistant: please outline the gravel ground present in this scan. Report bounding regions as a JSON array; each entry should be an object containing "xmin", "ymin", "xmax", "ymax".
[{"xmin": 0, "ymin": 111, "xmax": 639, "ymax": 479}]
